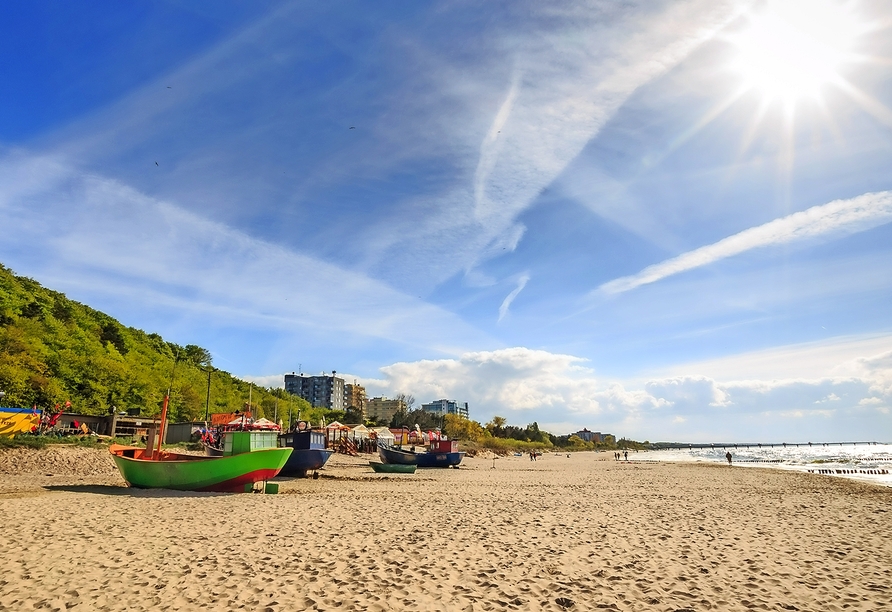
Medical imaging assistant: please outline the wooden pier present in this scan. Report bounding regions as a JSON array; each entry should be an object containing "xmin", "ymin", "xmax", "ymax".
[{"xmin": 649, "ymin": 441, "xmax": 884, "ymax": 451}]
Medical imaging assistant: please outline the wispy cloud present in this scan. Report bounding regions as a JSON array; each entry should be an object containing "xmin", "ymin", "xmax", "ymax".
[
  {"xmin": 498, "ymin": 273, "xmax": 530, "ymax": 322},
  {"xmin": 0, "ymin": 153, "xmax": 491, "ymax": 354},
  {"xmin": 367, "ymin": 0, "xmax": 749, "ymax": 289},
  {"xmin": 15, "ymin": 1, "xmax": 748, "ymax": 299},
  {"xmin": 474, "ymin": 72, "xmax": 521, "ymax": 223},
  {"xmin": 600, "ymin": 190, "xmax": 892, "ymax": 294},
  {"xmin": 650, "ymin": 333, "xmax": 892, "ymax": 382}
]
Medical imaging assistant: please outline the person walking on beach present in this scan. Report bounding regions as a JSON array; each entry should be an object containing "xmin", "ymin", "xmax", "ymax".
[
  {"xmin": 623, "ymin": 451, "xmax": 628, "ymax": 461},
  {"xmin": 726, "ymin": 451, "xmax": 732, "ymax": 466}
]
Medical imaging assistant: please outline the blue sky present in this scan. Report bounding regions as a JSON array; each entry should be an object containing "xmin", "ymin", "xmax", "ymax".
[{"xmin": 2, "ymin": 0, "xmax": 892, "ymax": 441}]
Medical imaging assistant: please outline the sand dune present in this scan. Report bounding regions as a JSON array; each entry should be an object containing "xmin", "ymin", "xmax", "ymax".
[{"xmin": 0, "ymin": 448, "xmax": 890, "ymax": 611}]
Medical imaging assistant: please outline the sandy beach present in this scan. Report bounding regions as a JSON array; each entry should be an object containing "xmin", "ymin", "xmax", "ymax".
[{"xmin": 1, "ymin": 447, "xmax": 890, "ymax": 612}]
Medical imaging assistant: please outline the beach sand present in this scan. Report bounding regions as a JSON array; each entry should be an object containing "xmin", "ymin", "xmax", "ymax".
[{"xmin": 1, "ymin": 447, "xmax": 890, "ymax": 611}]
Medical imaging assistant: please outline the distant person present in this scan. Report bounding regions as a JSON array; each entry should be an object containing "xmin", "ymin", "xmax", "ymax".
[
  {"xmin": 726, "ymin": 451, "xmax": 732, "ymax": 466},
  {"xmin": 623, "ymin": 451, "xmax": 628, "ymax": 461}
]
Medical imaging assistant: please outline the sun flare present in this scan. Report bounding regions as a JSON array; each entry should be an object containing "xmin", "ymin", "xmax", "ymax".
[{"xmin": 729, "ymin": 0, "xmax": 864, "ymax": 104}]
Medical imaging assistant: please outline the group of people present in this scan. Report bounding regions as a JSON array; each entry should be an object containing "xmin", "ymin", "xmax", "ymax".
[{"xmin": 614, "ymin": 451, "xmax": 628, "ymax": 461}]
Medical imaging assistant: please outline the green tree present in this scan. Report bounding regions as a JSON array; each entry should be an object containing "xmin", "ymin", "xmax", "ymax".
[
  {"xmin": 0, "ymin": 263, "xmax": 290, "ymax": 420},
  {"xmin": 486, "ymin": 416, "xmax": 507, "ymax": 437},
  {"xmin": 444, "ymin": 414, "xmax": 488, "ymax": 442},
  {"xmin": 344, "ymin": 406, "xmax": 363, "ymax": 424}
]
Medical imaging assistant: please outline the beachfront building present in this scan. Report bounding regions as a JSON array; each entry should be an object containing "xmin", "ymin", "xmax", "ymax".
[
  {"xmin": 574, "ymin": 428, "xmax": 602, "ymax": 443},
  {"xmin": 420, "ymin": 399, "xmax": 470, "ymax": 419},
  {"xmin": 284, "ymin": 372, "xmax": 346, "ymax": 410},
  {"xmin": 345, "ymin": 383, "xmax": 367, "ymax": 418},
  {"xmin": 366, "ymin": 396, "xmax": 406, "ymax": 425}
]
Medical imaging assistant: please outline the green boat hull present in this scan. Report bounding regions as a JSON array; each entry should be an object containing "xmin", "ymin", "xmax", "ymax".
[
  {"xmin": 369, "ymin": 461, "xmax": 416, "ymax": 474},
  {"xmin": 110, "ymin": 445, "xmax": 292, "ymax": 492}
]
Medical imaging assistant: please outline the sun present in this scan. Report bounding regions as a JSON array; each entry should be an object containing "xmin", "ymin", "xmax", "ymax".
[{"xmin": 728, "ymin": 0, "xmax": 865, "ymax": 105}]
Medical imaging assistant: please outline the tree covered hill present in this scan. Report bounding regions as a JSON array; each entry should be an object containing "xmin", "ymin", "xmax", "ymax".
[{"xmin": 0, "ymin": 263, "xmax": 302, "ymax": 422}]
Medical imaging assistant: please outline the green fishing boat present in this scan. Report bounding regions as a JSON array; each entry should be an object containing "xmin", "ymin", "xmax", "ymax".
[
  {"xmin": 110, "ymin": 387, "xmax": 291, "ymax": 493},
  {"xmin": 369, "ymin": 461, "xmax": 416, "ymax": 474},
  {"xmin": 110, "ymin": 443, "xmax": 292, "ymax": 492}
]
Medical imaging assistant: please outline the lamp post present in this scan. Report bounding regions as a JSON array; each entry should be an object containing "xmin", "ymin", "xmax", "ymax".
[{"xmin": 204, "ymin": 367, "xmax": 215, "ymax": 423}]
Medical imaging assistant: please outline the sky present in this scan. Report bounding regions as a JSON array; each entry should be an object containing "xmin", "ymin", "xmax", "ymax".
[{"xmin": 2, "ymin": 0, "xmax": 892, "ymax": 442}]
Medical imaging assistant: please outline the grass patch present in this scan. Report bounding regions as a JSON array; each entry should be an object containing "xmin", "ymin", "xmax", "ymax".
[
  {"xmin": 0, "ymin": 434, "xmax": 135, "ymax": 450},
  {"xmin": 0, "ymin": 434, "xmax": 49, "ymax": 449}
]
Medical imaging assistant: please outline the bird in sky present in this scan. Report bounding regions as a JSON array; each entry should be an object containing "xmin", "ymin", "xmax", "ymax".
[
  {"xmin": 155, "ymin": 161, "xmax": 159, "ymax": 166},
  {"xmin": 349, "ymin": 126, "xmax": 355, "ymax": 129}
]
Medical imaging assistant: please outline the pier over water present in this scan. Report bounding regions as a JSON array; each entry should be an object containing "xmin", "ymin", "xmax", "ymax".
[{"xmin": 650, "ymin": 441, "xmax": 882, "ymax": 451}]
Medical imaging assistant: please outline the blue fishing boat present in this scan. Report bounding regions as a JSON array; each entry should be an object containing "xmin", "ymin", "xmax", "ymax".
[
  {"xmin": 378, "ymin": 442, "xmax": 418, "ymax": 465},
  {"xmin": 278, "ymin": 423, "xmax": 334, "ymax": 477},
  {"xmin": 415, "ymin": 439, "xmax": 465, "ymax": 468}
]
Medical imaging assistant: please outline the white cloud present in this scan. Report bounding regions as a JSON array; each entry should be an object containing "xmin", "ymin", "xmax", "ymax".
[
  {"xmin": 816, "ymin": 393, "xmax": 840, "ymax": 403},
  {"xmin": 338, "ymin": 343, "xmax": 892, "ymax": 440},
  {"xmin": 646, "ymin": 375, "xmax": 731, "ymax": 408},
  {"xmin": 773, "ymin": 409, "xmax": 835, "ymax": 419},
  {"xmin": 600, "ymin": 190, "xmax": 892, "ymax": 294},
  {"xmin": 241, "ymin": 374, "xmax": 287, "ymax": 389}
]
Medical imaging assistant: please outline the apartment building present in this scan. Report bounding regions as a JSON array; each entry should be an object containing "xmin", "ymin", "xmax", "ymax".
[
  {"xmin": 420, "ymin": 398, "xmax": 470, "ymax": 419},
  {"xmin": 345, "ymin": 383, "xmax": 367, "ymax": 417},
  {"xmin": 366, "ymin": 396, "xmax": 406, "ymax": 425},
  {"xmin": 284, "ymin": 372, "xmax": 346, "ymax": 410}
]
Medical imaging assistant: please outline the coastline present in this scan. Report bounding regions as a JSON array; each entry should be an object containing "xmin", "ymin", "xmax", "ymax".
[
  {"xmin": 2, "ymin": 447, "xmax": 890, "ymax": 611},
  {"xmin": 635, "ymin": 444, "xmax": 892, "ymax": 489}
]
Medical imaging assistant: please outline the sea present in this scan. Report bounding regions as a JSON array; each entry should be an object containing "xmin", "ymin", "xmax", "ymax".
[{"xmin": 634, "ymin": 442, "xmax": 892, "ymax": 488}]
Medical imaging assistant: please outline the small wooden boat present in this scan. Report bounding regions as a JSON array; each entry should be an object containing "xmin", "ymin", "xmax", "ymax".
[
  {"xmin": 378, "ymin": 443, "xmax": 418, "ymax": 465},
  {"xmin": 278, "ymin": 425, "xmax": 334, "ymax": 477},
  {"xmin": 415, "ymin": 440, "xmax": 465, "ymax": 468},
  {"xmin": 369, "ymin": 461, "xmax": 416, "ymax": 474},
  {"xmin": 110, "ymin": 443, "xmax": 292, "ymax": 492}
]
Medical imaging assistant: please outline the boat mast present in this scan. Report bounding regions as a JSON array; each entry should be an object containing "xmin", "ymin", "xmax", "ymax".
[{"xmin": 156, "ymin": 351, "xmax": 179, "ymax": 459}]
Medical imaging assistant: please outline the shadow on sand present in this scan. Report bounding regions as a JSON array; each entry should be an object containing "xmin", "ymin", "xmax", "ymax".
[{"xmin": 43, "ymin": 484, "xmax": 231, "ymax": 497}]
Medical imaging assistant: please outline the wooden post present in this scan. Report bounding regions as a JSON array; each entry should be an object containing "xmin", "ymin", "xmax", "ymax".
[{"xmin": 144, "ymin": 427, "xmax": 156, "ymax": 459}]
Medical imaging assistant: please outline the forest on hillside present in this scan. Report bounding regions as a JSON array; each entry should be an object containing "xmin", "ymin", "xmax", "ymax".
[{"xmin": 0, "ymin": 264, "xmax": 311, "ymax": 422}]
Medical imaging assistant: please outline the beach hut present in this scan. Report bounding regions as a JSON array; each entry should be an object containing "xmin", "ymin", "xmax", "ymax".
[
  {"xmin": 351, "ymin": 424, "xmax": 371, "ymax": 441},
  {"xmin": 372, "ymin": 427, "xmax": 395, "ymax": 445},
  {"xmin": 324, "ymin": 421, "xmax": 350, "ymax": 445},
  {"xmin": 252, "ymin": 418, "xmax": 280, "ymax": 430},
  {"xmin": 389, "ymin": 428, "xmax": 410, "ymax": 445}
]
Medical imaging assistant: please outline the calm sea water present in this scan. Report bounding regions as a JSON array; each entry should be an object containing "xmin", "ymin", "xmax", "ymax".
[{"xmin": 633, "ymin": 443, "xmax": 892, "ymax": 488}]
